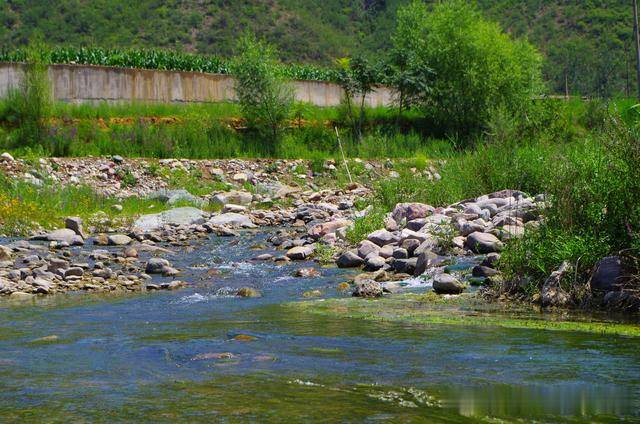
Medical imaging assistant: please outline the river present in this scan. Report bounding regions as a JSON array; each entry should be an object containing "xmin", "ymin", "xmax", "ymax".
[{"xmin": 1, "ymin": 230, "xmax": 639, "ymax": 422}]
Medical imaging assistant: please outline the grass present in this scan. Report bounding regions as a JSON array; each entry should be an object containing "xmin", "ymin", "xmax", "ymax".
[
  {"xmin": 0, "ymin": 174, "xmax": 166, "ymax": 236},
  {"xmin": 290, "ymin": 294, "xmax": 640, "ymax": 338},
  {"xmin": 1, "ymin": 98, "xmax": 451, "ymax": 160}
]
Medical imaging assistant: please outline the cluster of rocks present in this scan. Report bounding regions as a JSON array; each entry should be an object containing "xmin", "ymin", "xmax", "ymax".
[
  {"xmin": 337, "ymin": 190, "xmax": 545, "ymax": 297},
  {"xmin": 0, "ymin": 154, "xmax": 385, "ymax": 200},
  {"xmin": 0, "ymin": 238, "xmax": 185, "ymax": 298}
]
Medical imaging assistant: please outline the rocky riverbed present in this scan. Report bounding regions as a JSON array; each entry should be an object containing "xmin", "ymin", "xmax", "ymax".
[{"xmin": 0, "ymin": 153, "xmax": 637, "ymax": 312}]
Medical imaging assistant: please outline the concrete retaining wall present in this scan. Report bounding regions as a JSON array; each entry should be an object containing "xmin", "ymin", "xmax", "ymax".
[{"xmin": 0, "ymin": 62, "xmax": 393, "ymax": 107}]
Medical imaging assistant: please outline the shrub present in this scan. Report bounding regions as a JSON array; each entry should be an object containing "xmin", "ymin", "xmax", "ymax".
[
  {"xmin": 231, "ymin": 34, "xmax": 293, "ymax": 146},
  {"xmin": 346, "ymin": 209, "xmax": 386, "ymax": 244},
  {"xmin": 394, "ymin": 0, "xmax": 543, "ymax": 135}
]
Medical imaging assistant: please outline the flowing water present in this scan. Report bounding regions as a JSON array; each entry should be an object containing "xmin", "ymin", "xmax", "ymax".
[{"xmin": 1, "ymin": 231, "xmax": 639, "ymax": 423}]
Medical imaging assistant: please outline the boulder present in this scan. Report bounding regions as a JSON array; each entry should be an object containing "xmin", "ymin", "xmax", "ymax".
[
  {"xmin": 107, "ymin": 234, "xmax": 132, "ymax": 246},
  {"xmin": 337, "ymin": 251, "xmax": 364, "ymax": 268},
  {"xmin": 414, "ymin": 250, "xmax": 438, "ymax": 276},
  {"xmin": 145, "ymin": 258, "xmax": 171, "ymax": 274},
  {"xmin": 208, "ymin": 213, "xmax": 256, "ymax": 228},
  {"xmin": 148, "ymin": 189, "xmax": 205, "ymax": 207},
  {"xmin": 357, "ymin": 240, "xmax": 380, "ymax": 259},
  {"xmin": 391, "ymin": 203, "xmax": 435, "ymax": 223},
  {"xmin": 465, "ymin": 232, "xmax": 503, "ymax": 254},
  {"xmin": 367, "ymin": 229, "xmax": 399, "ymax": 247},
  {"xmin": 65, "ymin": 217, "xmax": 86, "ymax": 238},
  {"xmin": 308, "ymin": 219, "xmax": 351, "ymax": 239},
  {"xmin": 541, "ymin": 261, "xmax": 571, "ymax": 307},
  {"xmin": 472, "ymin": 265, "xmax": 500, "ymax": 278},
  {"xmin": 0, "ymin": 245, "xmax": 12, "ymax": 261},
  {"xmin": 133, "ymin": 207, "xmax": 207, "ymax": 232},
  {"xmin": 211, "ymin": 190, "xmax": 253, "ymax": 206},
  {"xmin": 352, "ymin": 280, "xmax": 384, "ymax": 298},
  {"xmin": 364, "ymin": 255, "xmax": 386, "ymax": 271},
  {"xmin": 433, "ymin": 274, "xmax": 465, "ymax": 295},
  {"xmin": 286, "ymin": 245, "xmax": 315, "ymax": 260},
  {"xmin": 46, "ymin": 229, "xmax": 84, "ymax": 246},
  {"xmin": 591, "ymin": 256, "xmax": 628, "ymax": 293},
  {"xmin": 392, "ymin": 258, "xmax": 417, "ymax": 274}
]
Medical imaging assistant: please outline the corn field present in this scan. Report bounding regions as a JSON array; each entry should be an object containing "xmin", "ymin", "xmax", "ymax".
[{"xmin": 0, "ymin": 47, "xmax": 341, "ymax": 82}]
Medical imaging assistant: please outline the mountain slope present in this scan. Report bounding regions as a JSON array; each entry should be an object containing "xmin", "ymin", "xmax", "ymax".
[{"xmin": 0, "ymin": 0, "xmax": 635, "ymax": 96}]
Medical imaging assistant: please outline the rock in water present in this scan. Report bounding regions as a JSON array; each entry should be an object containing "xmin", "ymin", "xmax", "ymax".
[
  {"xmin": 65, "ymin": 217, "xmax": 86, "ymax": 238},
  {"xmin": 208, "ymin": 213, "xmax": 256, "ymax": 228},
  {"xmin": 286, "ymin": 245, "xmax": 315, "ymax": 260},
  {"xmin": 433, "ymin": 274, "xmax": 465, "ymax": 294},
  {"xmin": 145, "ymin": 258, "xmax": 171, "ymax": 274},
  {"xmin": 541, "ymin": 261, "xmax": 571, "ymax": 307},
  {"xmin": 352, "ymin": 281, "xmax": 384, "ymax": 298},
  {"xmin": 336, "ymin": 251, "xmax": 364, "ymax": 268},
  {"xmin": 590, "ymin": 256, "xmax": 627, "ymax": 293},
  {"xmin": 108, "ymin": 234, "xmax": 132, "ymax": 246}
]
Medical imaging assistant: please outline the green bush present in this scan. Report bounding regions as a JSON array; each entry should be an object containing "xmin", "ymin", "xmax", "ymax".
[
  {"xmin": 394, "ymin": 0, "xmax": 543, "ymax": 135},
  {"xmin": 231, "ymin": 34, "xmax": 294, "ymax": 146}
]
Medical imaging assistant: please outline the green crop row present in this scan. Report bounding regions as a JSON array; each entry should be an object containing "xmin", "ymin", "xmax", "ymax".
[{"xmin": 0, "ymin": 46, "xmax": 341, "ymax": 82}]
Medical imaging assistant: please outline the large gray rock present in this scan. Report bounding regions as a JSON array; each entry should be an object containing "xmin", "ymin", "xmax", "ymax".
[
  {"xmin": 367, "ymin": 229, "xmax": 399, "ymax": 247},
  {"xmin": 337, "ymin": 250, "xmax": 364, "ymax": 268},
  {"xmin": 108, "ymin": 234, "xmax": 132, "ymax": 246},
  {"xmin": 391, "ymin": 203, "xmax": 435, "ymax": 223},
  {"xmin": 433, "ymin": 274, "xmax": 465, "ymax": 294},
  {"xmin": 65, "ymin": 217, "xmax": 86, "ymax": 238},
  {"xmin": 286, "ymin": 245, "xmax": 315, "ymax": 260},
  {"xmin": 308, "ymin": 219, "xmax": 351, "ymax": 239},
  {"xmin": 46, "ymin": 229, "xmax": 84, "ymax": 246},
  {"xmin": 591, "ymin": 256, "xmax": 627, "ymax": 293},
  {"xmin": 392, "ymin": 258, "xmax": 417, "ymax": 274},
  {"xmin": 357, "ymin": 240, "xmax": 380, "ymax": 259},
  {"xmin": 414, "ymin": 250, "xmax": 438, "ymax": 276},
  {"xmin": 208, "ymin": 213, "xmax": 256, "ymax": 228},
  {"xmin": 465, "ymin": 232, "xmax": 503, "ymax": 254},
  {"xmin": 145, "ymin": 258, "xmax": 171, "ymax": 274},
  {"xmin": 133, "ymin": 207, "xmax": 208, "ymax": 232},
  {"xmin": 364, "ymin": 255, "xmax": 386, "ymax": 271},
  {"xmin": 211, "ymin": 190, "xmax": 253, "ymax": 206}
]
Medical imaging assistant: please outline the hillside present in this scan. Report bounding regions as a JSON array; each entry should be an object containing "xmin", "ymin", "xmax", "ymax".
[{"xmin": 0, "ymin": 0, "xmax": 635, "ymax": 96}]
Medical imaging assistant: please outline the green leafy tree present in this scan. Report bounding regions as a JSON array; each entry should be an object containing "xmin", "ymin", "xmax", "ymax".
[
  {"xmin": 336, "ymin": 55, "xmax": 380, "ymax": 140},
  {"xmin": 231, "ymin": 34, "xmax": 293, "ymax": 145},
  {"xmin": 396, "ymin": 0, "xmax": 543, "ymax": 135}
]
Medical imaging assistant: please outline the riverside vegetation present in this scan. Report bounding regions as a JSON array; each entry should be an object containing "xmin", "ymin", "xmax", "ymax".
[
  {"xmin": 1, "ymin": 3, "xmax": 640, "ymax": 421},
  {"xmin": 0, "ymin": 0, "xmax": 638, "ymax": 311}
]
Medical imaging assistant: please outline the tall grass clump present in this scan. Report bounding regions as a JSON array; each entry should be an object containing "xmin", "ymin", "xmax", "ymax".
[{"xmin": 1, "ymin": 39, "xmax": 52, "ymax": 149}]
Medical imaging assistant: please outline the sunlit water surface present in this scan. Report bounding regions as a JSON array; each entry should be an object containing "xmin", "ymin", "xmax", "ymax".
[{"xmin": 1, "ymin": 231, "xmax": 639, "ymax": 422}]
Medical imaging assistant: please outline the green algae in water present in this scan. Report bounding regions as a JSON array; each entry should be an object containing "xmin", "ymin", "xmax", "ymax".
[{"xmin": 290, "ymin": 294, "xmax": 640, "ymax": 338}]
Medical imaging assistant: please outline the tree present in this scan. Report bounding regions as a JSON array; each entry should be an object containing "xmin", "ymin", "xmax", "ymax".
[
  {"xmin": 394, "ymin": 0, "xmax": 543, "ymax": 135},
  {"xmin": 231, "ymin": 33, "xmax": 293, "ymax": 145},
  {"xmin": 388, "ymin": 2, "xmax": 433, "ymax": 118},
  {"xmin": 336, "ymin": 55, "xmax": 380, "ymax": 140}
]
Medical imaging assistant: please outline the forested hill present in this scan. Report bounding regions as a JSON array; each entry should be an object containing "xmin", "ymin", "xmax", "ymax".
[{"xmin": 0, "ymin": 0, "xmax": 634, "ymax": 96}]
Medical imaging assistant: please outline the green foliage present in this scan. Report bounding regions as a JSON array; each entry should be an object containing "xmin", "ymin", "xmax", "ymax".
[
  {"xmin": 335, "ymin": 56, "xmax": 381, "ymax": 140},
  {"xmin": 0, "ymin": 1, "xmax": 635, "ymax": 97},
  {"xmin": 0, "ymin": 46, "xmax": 340, "ymax": 82},
  {"xmin": 231, "ymin": 34, "xmax": 294, "ymax": 145},
  {"xmin": 3, "ymin": 38, "xmax": 52, "ymax": 148},
  {"xmin": 396, "ymin": 0, "xmax": 543, "ymax": 135},
  {"xmin": 346, "ymin": 209, "xmax": 385, "ymax": 245}
]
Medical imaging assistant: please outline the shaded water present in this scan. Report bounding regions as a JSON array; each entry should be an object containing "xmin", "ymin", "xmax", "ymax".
[{"xmin": 1, "ymin": 231, "xmax": 639, "ymax": 422}]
